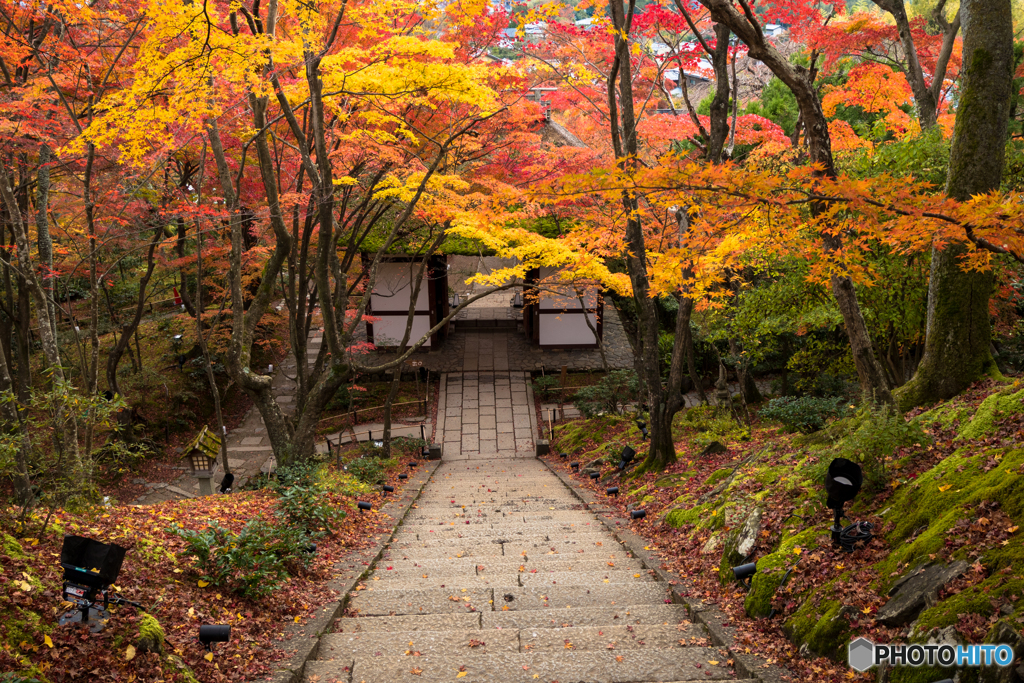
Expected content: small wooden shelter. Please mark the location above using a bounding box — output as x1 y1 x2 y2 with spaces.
364 255 451 350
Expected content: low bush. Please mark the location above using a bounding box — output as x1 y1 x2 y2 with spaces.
759 396 848 433
170 518 313 600
346 456 395 485
272 462 346 534
572 370 641 418
835 401 929 490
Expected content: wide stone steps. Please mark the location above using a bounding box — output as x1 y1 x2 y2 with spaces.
305 649 738 683
311 457 746 683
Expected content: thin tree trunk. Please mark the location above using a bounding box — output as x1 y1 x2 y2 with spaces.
896 0 1012 409
195 214 230 474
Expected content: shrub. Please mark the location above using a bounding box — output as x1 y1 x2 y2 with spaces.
759 396 848 433
346 456 394 485
532 375 560 400
272 463 346 534
836 401 928 490
572 370 641 418
170 519 312 600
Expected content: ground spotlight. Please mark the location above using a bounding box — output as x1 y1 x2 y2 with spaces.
824 458 870 551
630 509 646 520
219 473 234 495
304 543 317 555
399 473 408 480
733 562 757 589
589 471 600 480
607 486 619 497
618 445 636 472
636 421 648 440
571 463 580 471
357 501 372 512
383 485 395 493
560 452 568 459
198 624 231 651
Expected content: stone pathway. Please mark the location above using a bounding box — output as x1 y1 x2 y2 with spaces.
305 456 754 683
435 372 538 461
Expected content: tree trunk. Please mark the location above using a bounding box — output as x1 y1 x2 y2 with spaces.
700 0 894 405
707 24 732 163
107 224 162 395
895 0 1011 410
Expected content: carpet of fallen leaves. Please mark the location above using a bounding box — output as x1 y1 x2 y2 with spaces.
543 380 1019 683
0 455 422 682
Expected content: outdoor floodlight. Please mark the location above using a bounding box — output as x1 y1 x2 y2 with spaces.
512 291 524 308
824 458 863 549
589 471 600 480
198 624 231 651
357 501 372 512
304 543 317 555
571 463 580 471
383 485 395 493
59 535 143 632
399 473 408 480
630 509 647 520
607 486 619 497
219 473 234 495
560 452 568 459
733 562 757 589
636 421 648 440
618 445 636 471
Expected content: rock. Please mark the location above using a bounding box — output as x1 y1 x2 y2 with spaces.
136 614 165 654
700 441 728 457
877 561 969 627
736 507 763 558
701 533 723 555
978 620 1024 683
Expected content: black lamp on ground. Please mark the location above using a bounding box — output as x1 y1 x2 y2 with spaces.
607 486 619 497
824 458 868 551
383 485 395 493
559 452 568 459
398 473 408 480
219 473 234 494
732 562 757 589
630 509 646 520
357 501 372 512
618 445 636 471
199 624 231 651
571 463 580 472
589 471 600 480
636 421 648 440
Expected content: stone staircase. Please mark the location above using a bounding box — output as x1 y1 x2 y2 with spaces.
304 458 757 683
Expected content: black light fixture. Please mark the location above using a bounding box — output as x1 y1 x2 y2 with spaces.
630 509 647 520
824 458 864 549
383 485 395 493
607 486 619 497
589 471 600 480
571 463 580 471
733 562 757 589
219 473 234 495
304 542 317 555
398 473 408 480
357 501 372 512
636 421 648 440
58 535 143 631
512 291 524 308
198 624 231 651
618 445 636 471
452 293 461 307
559 452 568 459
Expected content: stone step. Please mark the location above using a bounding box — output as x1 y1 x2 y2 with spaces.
306 648 737 683
389 533 621 549
347 587 493 616
378 558 646 574
334 613 482 633
381 546 505 560
518 570 656 586
369 574 521 589
319 628 519 659
481 604 692 629
520 623 708 651
498 584 671 611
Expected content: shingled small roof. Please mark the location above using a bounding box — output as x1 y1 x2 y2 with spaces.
184 425 221 459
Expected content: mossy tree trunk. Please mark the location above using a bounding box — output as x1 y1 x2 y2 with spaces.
895 0 1012 410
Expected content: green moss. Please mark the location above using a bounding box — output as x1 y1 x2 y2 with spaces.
705 468 732 487
664 502 714 528
137 613 166 653
639 495 654 505
915 575 1024 632
653 471 695 488
743 528 824 618
554 415 628 454
889 665 955 683
916 400 971 431
958 386 1024 440
3 533 27 560
876 447 1024 586
783 592 851 660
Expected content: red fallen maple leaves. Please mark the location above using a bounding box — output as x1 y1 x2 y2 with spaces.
0 455 421 682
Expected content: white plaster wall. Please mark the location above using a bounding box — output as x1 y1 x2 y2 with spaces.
538 266 597 310
371 314 432 348
371 262 429 312
539 312 598 346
